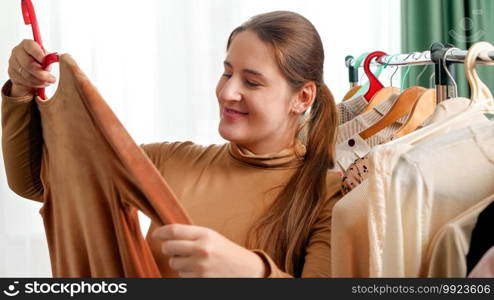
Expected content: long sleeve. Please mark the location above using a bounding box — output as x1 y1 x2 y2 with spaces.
1 80 44 202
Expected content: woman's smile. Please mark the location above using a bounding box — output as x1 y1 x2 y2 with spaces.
223 107 249 119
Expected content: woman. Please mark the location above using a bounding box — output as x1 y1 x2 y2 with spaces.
3 11 343 277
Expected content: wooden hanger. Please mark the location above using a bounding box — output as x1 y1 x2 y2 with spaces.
342 85 362 102
359 86 426 140
361 86 400 113
392 88 436 139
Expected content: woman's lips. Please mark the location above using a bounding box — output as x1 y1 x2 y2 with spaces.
223 107 249 118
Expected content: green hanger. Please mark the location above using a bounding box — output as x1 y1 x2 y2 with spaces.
400 66 412 92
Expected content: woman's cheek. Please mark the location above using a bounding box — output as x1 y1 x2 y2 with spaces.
249 112 271 136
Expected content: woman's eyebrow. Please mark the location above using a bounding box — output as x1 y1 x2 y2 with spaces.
224 61 266 79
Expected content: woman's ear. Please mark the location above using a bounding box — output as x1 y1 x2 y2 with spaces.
291 81 316 114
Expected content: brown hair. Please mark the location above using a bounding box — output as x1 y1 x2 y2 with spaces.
227 11 339 276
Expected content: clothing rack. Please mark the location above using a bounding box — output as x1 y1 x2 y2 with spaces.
345 42 494 102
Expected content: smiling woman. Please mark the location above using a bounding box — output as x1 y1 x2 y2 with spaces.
0 0 400 277
143 11 343 277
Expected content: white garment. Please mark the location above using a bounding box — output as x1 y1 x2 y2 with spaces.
423 98 473 126
334 135 372 173
425 194 494 277
331 179 370 277
331 97 492 277
372 118 494 277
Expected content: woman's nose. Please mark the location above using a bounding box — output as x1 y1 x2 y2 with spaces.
219 79 242 102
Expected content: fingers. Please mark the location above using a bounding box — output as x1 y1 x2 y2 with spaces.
15 49 55 82
153 224 208 242
8 40 56 91
153 225 219 277
160 240 197 257
21 39 46 64
168 256 198 273
9 58 48 88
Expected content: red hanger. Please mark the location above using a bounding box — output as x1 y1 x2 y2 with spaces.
363 51 387 102
21 0 59 100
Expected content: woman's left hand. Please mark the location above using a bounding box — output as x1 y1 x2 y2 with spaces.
152 224 266 278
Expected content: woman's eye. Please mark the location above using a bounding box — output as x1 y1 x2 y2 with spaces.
221 73 260 87
245 80 261 87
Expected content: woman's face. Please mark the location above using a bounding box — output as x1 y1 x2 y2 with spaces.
216 30 302 154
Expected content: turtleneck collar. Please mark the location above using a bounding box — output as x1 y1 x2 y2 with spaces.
228 140 306 169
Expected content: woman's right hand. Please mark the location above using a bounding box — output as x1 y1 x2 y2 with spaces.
7 39 57 97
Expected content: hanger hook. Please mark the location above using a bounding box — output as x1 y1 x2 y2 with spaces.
359 72 365 84
415 64 430 86
383 54 399 86
442 47 459 97
429 72 436 88
390 65 399 86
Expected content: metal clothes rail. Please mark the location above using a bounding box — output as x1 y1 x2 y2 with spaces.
345 43 494 101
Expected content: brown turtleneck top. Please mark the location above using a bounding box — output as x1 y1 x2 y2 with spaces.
1 54 341 278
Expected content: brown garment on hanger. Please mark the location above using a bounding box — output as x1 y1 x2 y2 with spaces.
2 55 342 278
2 54 191 277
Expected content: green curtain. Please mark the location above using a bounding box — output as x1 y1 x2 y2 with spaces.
401 0 494 97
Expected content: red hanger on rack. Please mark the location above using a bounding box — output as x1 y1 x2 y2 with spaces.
21 0 59 100
363 51 387 102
